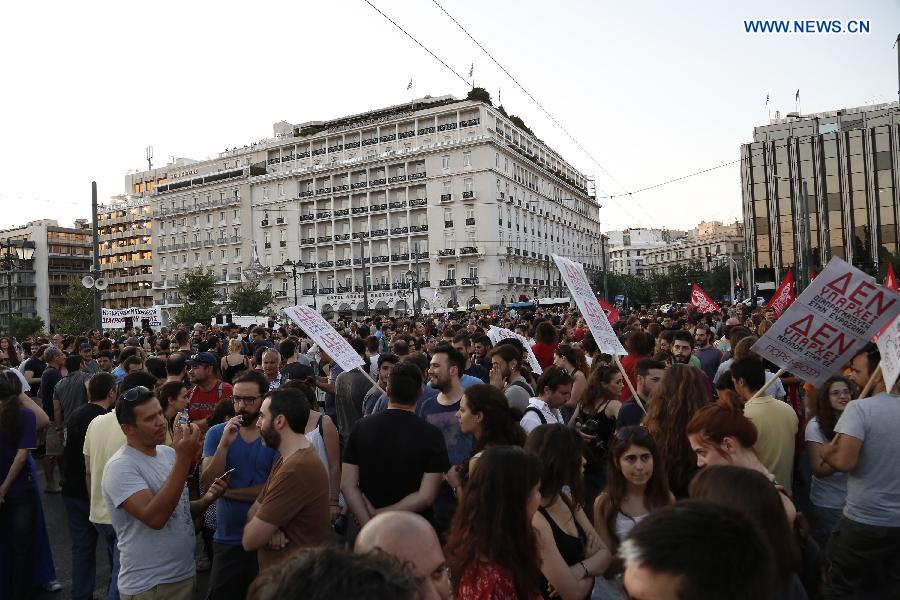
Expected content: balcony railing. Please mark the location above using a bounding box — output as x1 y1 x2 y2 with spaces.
334 233 351 241
261 219 270 227
418 126 436 135
437 122 458 131
302 288 316 295
370 203 387 212
345 141 360 149
459 246 479 255
279 240 287 247
337 285 351 293
351 206 368 214
303 262 316 269
327 145 344 153
312 148 327 156
297 151 310 158
315 212 332 220
445 221 454 228
333 184 349 192
370 178 386 186
216 238 228 246
408 172 426 181
379 134 396 143
370 229 388 237
298 190 314 198
301 237 315 245
276 217 285 224
409 198 427 207
462 191 475 200
508 276 515 284
352 232 368 239
461 277 479 285
334 208 350 216
413 251 429 259
318 261 334 268
317 235 332 243
418 280 430 288
371 256 389 264
351 181 367 190
274 290 287 298
264 242 271 249
460 118 481 127
389 201 406 210
336 258 351 266
439 278 456 286
388 175 406 184
319 287 334 294
300 214 315 221
315 187 331 195
391 227 409 235
438 249 455 257
372 283 391 291
440 194 452 202
362 138 378 146
390 253 410 261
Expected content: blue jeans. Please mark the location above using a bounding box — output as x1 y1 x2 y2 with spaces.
95 523 121 600
63 496 98 600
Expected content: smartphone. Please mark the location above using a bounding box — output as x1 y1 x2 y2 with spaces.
222 467 237 479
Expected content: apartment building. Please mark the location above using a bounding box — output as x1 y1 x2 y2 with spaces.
97 195 153 308
642 221 744 276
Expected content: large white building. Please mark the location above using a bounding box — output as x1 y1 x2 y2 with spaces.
128 94 603 320
605 228 684 276
643 221 745 276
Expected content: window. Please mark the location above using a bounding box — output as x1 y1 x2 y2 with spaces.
263 187 269 199
464 178 473 193
442 155 450 170
278 183 285 196
463 152 471 167
447 265 456 279
496 153 500 167
443 181 451 195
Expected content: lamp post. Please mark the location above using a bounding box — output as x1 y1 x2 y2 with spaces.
283 259 299 305
405 269 418 317
0 240 35 334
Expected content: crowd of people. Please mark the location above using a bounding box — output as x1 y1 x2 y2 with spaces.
0 300 897 599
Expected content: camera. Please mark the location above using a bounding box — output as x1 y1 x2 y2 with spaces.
332 513 348 535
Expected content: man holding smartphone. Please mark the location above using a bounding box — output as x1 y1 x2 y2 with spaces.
200 370 278 600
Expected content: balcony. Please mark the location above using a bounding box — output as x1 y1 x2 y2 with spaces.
438 249 455 257
379 134 396 143
351 206 368 214
315 211 332 220
264 242 271 249
153 280 166 289
274 290 287 298
418 280 430 288
445 221 454 228
440 194 452 203
370 229 388 237
392 281 408 290
410 224 428 233
318 261 334 268
334 208 350 216
508 276 515 284
334 233 351 241
439 278 456 286
459 246 479 256
302 288 316 295
390 227 409 235
333 184 349 192
337 285 351 293
389 201 407 210
276 217 285 225
230 235 241 243
353 257 370 265
388 175 406 184
437 122 458 131
327 145 344 153
372 283 391 291
413 251 429 259
315 187 331 195
398 130 415 140
301 237 315 245
460 117 481 127
216 238 228 246
279 240 287 247
371 256 389 264
465 217 476 226
408 172 426 181
336 258 351 266
261 219 270 227
409 198 427 207
312 148 327 156
298 190 314 198
317 235 333 243
418 126 436 135
352 232 369 239
345 141 360 149
303 262 316 269
462 191 475 200
370 178 386 186
297 151 310 158
300 213 315 221
461 277 478 285
351 181 367 190
362 138 378 146
203 240 214 248
370 203 387 212
390 253 410 261
319 287 334 294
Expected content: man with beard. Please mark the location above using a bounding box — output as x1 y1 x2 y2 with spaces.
102 387 228 599
201 370 278 600
186 352 233 429
692 324 723 384
670 331 702 369
242 387 331 572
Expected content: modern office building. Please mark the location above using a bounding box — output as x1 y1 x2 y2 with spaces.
129 94 603 320
0 219 92 329
97 195 154 309
642 221 745 276
741 101 900 291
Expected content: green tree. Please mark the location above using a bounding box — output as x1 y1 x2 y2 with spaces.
51 283 95 334
9 316 45 340
226 283 275 315
466 87 492 105
171 269 219 327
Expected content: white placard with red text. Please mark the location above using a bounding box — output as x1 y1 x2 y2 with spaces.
751 258 899 387
553 254 627 356
488 326 543 375
283 305 364 372
876 315 900 393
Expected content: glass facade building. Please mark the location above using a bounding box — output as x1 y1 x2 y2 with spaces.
741 102 899 291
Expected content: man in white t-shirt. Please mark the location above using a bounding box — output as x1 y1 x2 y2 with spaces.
520 368 574 434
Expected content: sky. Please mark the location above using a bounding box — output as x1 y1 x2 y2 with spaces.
1 0 897 233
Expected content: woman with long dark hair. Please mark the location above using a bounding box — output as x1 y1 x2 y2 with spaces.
553 344 588 420
642 363 710 498
690 466 807 600
526 425 611 600
805 375 855 546
0 338 19 369
446 446 543 600
593 426 673 593
0 371 39 599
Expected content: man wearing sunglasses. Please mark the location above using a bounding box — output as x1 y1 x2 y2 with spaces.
200 370 278 600
102 387 229 600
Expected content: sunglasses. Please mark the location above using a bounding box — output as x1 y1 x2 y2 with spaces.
120 385 153 404
614 425 651 442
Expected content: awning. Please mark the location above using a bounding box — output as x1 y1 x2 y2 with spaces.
507 301 536 309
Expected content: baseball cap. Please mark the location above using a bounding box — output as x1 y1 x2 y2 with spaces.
186 351 218 368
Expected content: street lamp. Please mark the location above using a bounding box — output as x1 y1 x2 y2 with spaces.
0 240 35 333
283 259 299 306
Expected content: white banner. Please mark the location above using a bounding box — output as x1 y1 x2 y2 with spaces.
102 306 162 329
751 258 899 386
487 326 543 375
282 305 364 372
876 315 900 393
553 254 627 356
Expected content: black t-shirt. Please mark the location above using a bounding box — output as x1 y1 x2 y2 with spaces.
39 367 63 413
22 357 45 397
61 403 107 499
464 362 490 384
343 409 450 520
615 397 646 431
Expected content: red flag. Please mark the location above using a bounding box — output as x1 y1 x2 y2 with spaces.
885 263 898 292
765 271 796 316
810 268 817 281
599 299 620 325
690 283 720 313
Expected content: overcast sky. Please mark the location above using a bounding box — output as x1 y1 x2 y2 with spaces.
1 0 896 232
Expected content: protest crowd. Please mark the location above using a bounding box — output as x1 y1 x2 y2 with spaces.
0 258 898 600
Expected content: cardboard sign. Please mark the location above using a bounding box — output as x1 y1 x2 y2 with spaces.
766 271 796 316
875 314 900 393
487 326 543 374
690 283 720 313
553 254 627 355
283 305 364 372
102 307 162 329
751 258 899 386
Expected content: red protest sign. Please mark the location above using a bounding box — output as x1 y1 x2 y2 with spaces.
690 283 720 313
766 271 796 316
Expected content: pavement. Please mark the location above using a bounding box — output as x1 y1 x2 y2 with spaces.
34 468 211 600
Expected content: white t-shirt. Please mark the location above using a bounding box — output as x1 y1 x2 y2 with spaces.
520 398 564 434
804 417 848 510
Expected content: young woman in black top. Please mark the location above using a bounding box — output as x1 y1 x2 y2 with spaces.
525 424 611 600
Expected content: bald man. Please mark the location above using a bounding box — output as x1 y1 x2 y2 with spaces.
355 511 450 600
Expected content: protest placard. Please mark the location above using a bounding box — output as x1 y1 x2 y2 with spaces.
488 326 543 374
283 305 364 372
875 314 900 393
101 306 162 329
553 254 626 355
751 258 899 387
690 283 720 313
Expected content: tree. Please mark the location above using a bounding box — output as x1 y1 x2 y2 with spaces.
226 283 275 316
466 87 492 105
9 316 44 340
51 284 95 334
171 269 219 327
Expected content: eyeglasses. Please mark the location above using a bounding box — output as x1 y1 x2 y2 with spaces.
120 386 153 403
232 395 260 405
614 425 651 442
